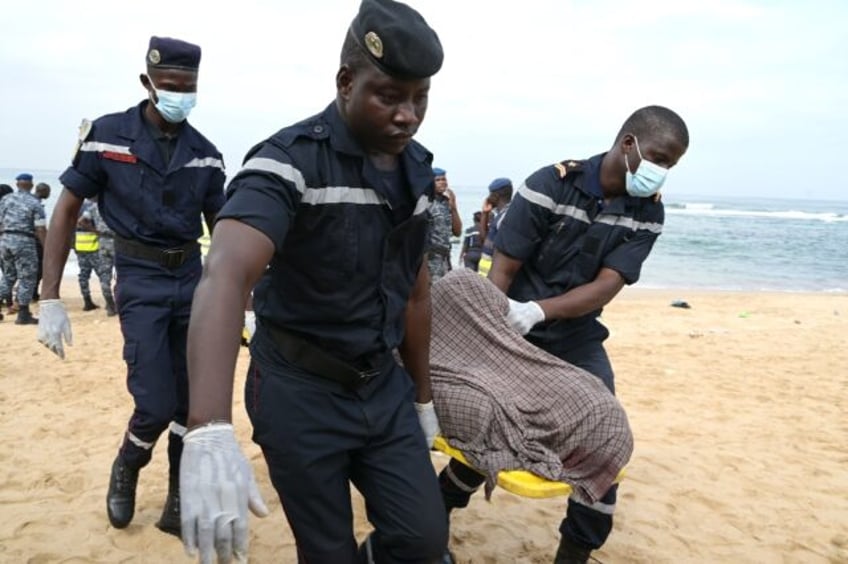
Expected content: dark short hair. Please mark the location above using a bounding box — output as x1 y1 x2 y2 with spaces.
0 184 12 198
616 105 689 148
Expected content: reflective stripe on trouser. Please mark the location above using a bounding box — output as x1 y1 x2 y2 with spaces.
244 336 448 564
115 253 200 469
439 458 485 511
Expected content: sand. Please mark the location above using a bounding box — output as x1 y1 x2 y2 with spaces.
0 283 846 563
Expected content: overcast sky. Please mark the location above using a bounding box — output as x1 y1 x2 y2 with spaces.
1 0 846 200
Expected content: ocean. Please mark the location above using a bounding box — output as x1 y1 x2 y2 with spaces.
3 168 846 293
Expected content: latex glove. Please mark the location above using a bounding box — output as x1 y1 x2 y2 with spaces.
415 401 441 448
181 423 269 564
37 299 73 359
506 299 545 335
243 311 256 340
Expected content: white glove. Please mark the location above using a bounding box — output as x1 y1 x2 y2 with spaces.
506 299 545 335
180 422 269 564
415 401 441 448
37 299 73 359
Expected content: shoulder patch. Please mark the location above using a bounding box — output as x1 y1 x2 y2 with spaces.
553 159 584 178
72 118 93 159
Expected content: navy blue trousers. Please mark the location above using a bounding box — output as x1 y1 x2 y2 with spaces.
551 339 618 551
114 254 201 473
246 331 448 564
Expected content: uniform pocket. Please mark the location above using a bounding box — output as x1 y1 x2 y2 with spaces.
122 341 138 367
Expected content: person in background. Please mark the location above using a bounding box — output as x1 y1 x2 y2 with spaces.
476 177 512 276
36 36 225 538
33 182 51 301
88 197 117 316
0 184 11 321
427 166 461 283
0 173 46 324
178 0 449 561
459 210 483 271
439 105 690 563
74 198 116 315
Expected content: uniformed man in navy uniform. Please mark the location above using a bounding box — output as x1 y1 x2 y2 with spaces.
438 106 689 563
179 1 448 562
37 36 225 538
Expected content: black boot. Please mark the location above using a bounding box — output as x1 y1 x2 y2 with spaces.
105 296 117 317
15 305 38 325
107 454 139 528
554 536 593 564
155 475 181 538
83 295 100 311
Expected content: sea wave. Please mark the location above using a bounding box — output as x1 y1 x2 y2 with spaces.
666 206 847 223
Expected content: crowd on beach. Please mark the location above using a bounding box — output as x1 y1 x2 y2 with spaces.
1 1 694 563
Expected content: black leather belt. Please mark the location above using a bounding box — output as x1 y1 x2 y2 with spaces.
267 325 385 390
114 236 200 269
1 230 35 238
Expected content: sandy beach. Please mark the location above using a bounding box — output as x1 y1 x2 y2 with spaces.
0 282 846 563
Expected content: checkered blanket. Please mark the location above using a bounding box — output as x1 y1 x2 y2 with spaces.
430 270 633 504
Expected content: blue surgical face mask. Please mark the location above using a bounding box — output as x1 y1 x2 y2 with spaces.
148 79 197 123
624 136 667 197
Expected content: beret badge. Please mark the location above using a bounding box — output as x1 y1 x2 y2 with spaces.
147 48 161 65
364 31 384 59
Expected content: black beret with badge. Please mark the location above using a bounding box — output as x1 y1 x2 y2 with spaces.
146 36 202 71
349 0 443 79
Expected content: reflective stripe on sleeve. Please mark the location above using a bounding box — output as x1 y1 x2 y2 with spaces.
596 214 663 234
79 141 132 154
240 157 307 194
301 186 385 206
517 183 591 224
184 157 225 171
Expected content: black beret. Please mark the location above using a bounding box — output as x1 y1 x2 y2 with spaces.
349 0 443 79
146 36 201 71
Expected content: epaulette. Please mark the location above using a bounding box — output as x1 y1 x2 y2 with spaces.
552 159 584 179
270 120 330 150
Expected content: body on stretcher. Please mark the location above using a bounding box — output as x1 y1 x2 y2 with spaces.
433 436 625 499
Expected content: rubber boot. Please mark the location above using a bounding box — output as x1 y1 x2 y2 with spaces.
155 474 181 538
105 296 117 317
156 431 183 537
15 305 38 325
83 295 100 311
553 536 593 564
106 454 139 529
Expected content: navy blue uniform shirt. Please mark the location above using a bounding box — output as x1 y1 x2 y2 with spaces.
219 102 434 362
496 153 663 345
60 101 226 247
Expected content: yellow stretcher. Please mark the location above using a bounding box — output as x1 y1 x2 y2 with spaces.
433 437 625 499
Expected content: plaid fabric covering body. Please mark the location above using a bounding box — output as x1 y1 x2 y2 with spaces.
430 270 633 503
